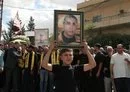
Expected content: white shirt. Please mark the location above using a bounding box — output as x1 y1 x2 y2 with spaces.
110 52 130 78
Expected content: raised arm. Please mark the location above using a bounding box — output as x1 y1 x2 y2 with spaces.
41 42 56 71
82 41 96 71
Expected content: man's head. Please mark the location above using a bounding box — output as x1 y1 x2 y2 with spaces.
107 46 113 52
59 48 73 65
94 43 101 52
14 42 20 49
107 46 113 55
28 45 35 52
21 44 27 50
116 44 124 54
0 43 3 50
63 15 78 38
9 42 15 48
38 46 43 52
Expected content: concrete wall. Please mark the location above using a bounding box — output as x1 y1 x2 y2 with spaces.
78 0 130 35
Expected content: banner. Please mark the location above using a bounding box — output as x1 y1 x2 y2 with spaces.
35 28 49 47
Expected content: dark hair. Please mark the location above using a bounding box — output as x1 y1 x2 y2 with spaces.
0 43 3 46
59 48 73 56
38 46 43 49
28 45 35 49
63 15 78 24
94 43 101 48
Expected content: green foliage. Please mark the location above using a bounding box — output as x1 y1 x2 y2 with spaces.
29 36 35 45
2 20 14 42
88 34 130 49
26 16 35 44
84 23 95 40
3 17 26 43
21 24 26 35
12 35 29 41
11 35 30 44
26 16 35 31
84 23 95 31
2 31 10 42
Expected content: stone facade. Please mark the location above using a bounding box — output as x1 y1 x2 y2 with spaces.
77 0 130 36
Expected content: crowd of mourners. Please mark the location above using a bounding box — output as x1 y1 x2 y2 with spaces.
0 41 130 92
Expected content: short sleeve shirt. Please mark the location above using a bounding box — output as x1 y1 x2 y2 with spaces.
110 52 130 78
92 51 105 76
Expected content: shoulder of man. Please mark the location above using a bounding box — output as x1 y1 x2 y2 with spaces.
112 53 118 57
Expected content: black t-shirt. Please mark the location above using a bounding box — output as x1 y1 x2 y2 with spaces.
52 65 83 92
78 54 91 79
104 55 111 77
92 51 105 77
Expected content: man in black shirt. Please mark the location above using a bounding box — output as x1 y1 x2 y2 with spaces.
42 41 96 92
77 48 92 92
4 42 22 92
91 43 105 92
104 46 113 92
22 45 38 92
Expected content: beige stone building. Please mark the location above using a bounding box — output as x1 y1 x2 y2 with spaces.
77 0 130 37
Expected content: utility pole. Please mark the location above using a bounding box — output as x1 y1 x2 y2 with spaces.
0 0 4 41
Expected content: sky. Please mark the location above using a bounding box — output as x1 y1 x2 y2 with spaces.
2 0 85 35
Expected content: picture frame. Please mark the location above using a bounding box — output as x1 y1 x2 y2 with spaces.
54 10 84 48
35 28 49 47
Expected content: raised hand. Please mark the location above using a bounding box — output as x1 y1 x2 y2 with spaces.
81 41 89 53
49 41 57 51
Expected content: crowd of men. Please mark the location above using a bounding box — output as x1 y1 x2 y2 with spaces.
0 41 130 92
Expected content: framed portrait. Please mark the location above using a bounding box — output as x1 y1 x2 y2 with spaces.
54 10 84 48
35 28 49 47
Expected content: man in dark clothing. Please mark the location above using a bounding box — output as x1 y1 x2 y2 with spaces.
38 46 49 92
91 43 105 92
104 46 113 92
4 42 21 92
77 49 92 92
22 45 38 92
41 41 96 92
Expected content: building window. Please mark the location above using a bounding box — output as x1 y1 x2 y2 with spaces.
119 9 125 14
92 15 102 23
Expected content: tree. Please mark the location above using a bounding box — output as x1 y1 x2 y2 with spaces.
21 24 26 35
88 34 130 49
2 30 10 42
26 16 35 31
84 22 95 41
2 20 14 42
26 16 35 44
2 19 26 43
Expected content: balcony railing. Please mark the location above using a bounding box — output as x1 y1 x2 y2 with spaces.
86 12 130 29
